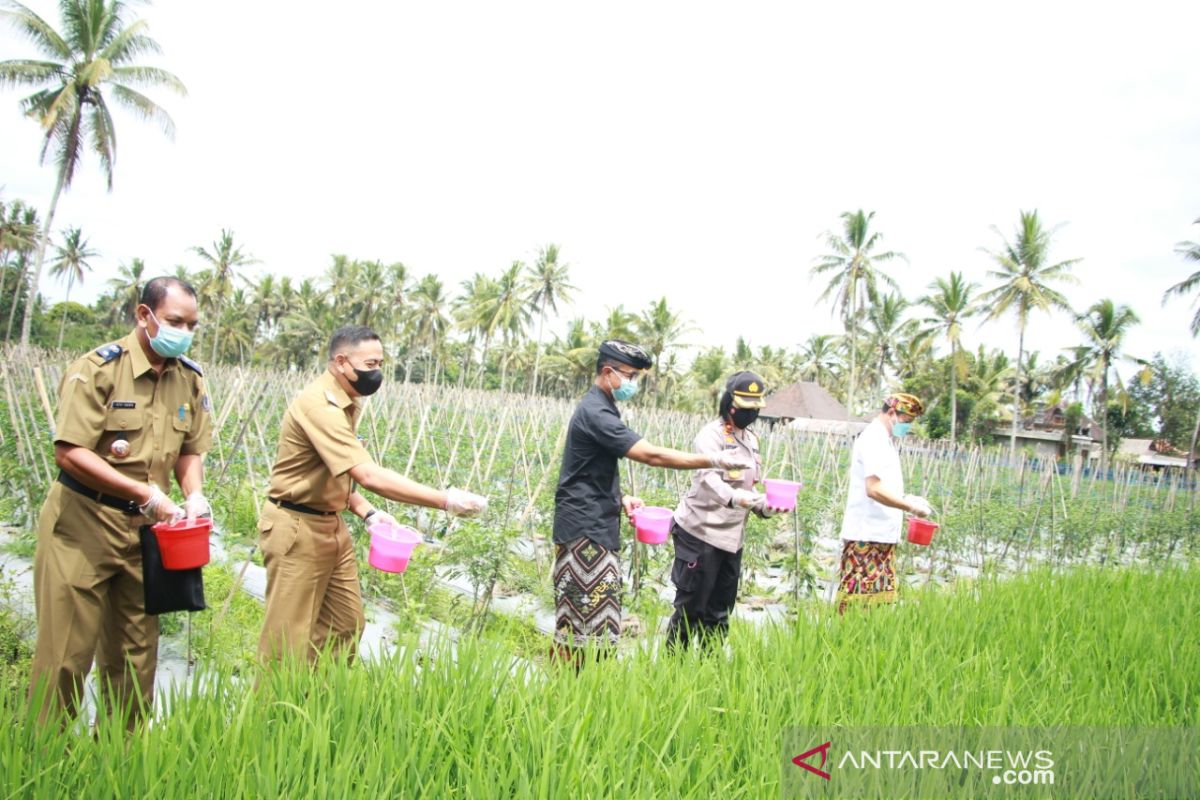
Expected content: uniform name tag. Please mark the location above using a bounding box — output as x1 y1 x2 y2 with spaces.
111 401 137 409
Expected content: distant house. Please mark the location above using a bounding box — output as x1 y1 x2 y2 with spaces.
988 403 1099 461
1117 438 1197 471
760 381 867 435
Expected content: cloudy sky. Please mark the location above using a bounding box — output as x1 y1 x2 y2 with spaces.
3 1 1198 378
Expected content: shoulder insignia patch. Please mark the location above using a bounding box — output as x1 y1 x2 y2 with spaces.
178 355 204 376
92 343 123 363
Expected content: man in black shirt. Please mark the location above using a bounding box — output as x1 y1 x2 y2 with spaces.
552 340 753 664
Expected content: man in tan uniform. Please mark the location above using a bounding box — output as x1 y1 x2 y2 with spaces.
258 324 486 665
30 276 212 728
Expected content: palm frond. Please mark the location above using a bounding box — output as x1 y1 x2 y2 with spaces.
0 3 71 59
109 82 176 138
0 58 65 86
89 92 117 188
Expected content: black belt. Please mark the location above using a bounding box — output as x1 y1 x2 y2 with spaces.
268 497 338 516
57 471 139 515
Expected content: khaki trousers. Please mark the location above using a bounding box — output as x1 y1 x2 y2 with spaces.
256 502 365 664
30 484 159 729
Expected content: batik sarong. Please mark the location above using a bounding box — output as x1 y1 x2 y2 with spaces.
553 536 622 647
836 540 897 614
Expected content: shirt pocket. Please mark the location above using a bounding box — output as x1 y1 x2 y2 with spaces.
172 404 193 434
104 406 145 433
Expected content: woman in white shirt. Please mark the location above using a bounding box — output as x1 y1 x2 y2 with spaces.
837 392 932 614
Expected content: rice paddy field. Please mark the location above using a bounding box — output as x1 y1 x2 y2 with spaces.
0 354 1198 797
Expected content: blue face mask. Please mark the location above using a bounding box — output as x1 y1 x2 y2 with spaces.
147 310 195 358
892 421 912 438
611 373 639 402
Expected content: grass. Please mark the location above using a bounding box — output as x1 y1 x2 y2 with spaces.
0 566 1195 798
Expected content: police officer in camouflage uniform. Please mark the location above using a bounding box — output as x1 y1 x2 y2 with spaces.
29 277 212 728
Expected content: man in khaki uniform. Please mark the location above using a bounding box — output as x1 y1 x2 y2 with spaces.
258 324 486 664
31 277 212 728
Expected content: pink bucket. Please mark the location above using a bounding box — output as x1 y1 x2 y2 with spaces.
762 478 802 511
631 506 673 545
368 521 423 573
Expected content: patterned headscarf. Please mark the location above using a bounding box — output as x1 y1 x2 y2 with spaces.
884 392 925 417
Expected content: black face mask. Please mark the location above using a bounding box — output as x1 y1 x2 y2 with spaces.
347 365 383 396
731 408 759 429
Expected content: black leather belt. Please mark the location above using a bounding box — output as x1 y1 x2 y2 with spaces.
268 497 337 516
57 471 139 515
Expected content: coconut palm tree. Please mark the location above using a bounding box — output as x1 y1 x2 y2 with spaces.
48 224 96 348
811 209 904 416
636 297 696 404
526 244 576 396
354 259 387 328
797 333 843 388
409 274 451 382
1 0 186 348
383 262 410 362
192 228 257 363
488 262 531 390
275 278 328 369
862 292 916 398
0 196 38 266
961 346 1015 442
543 317 597 396
323 254 357 318
104 256 143 325
0 198 39 340
1163 218 1200 337
595 305 638 342
918 271 980 446
981 210 1080 461
1164 219 1200 478
452 272 498 383
1070 299 1140 471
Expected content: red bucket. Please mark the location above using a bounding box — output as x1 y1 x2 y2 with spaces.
152 518 213 569
907 517 939 546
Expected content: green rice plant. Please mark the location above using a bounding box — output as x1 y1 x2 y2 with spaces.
0 566 1194 798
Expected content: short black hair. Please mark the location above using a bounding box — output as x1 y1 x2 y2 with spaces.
140 276 197 311
596 358 630 376
328 325 381 359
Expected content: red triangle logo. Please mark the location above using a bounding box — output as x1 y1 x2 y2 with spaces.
792 741 832 780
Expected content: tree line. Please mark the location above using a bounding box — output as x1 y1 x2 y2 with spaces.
2 0 1199 467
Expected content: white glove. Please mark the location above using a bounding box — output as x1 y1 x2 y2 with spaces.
708 451 754 471
754 495 778 518
903 494 932 518
730 488 761 510
183 491 212 523
139 484 183 524
445 488 488 518
364 509 398 528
